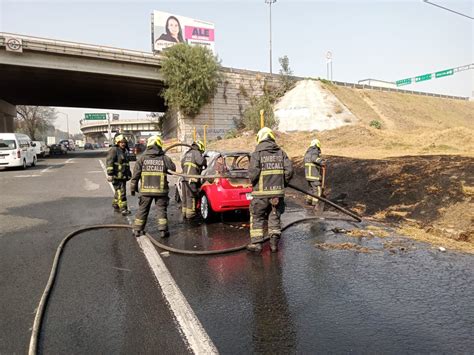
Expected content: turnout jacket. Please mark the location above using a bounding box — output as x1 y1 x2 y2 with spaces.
130 146 176 196
180 144 207 182
106 146 131 180
249 140 293 198
304 146 324 182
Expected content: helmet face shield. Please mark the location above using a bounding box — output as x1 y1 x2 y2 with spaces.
115 134 126 144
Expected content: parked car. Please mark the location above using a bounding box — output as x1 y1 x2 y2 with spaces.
58 139 76 151
32 141 49 158
0 133 37 169
177 151 253 221
84 143 94 150
103 141 110 148
49 143 68 155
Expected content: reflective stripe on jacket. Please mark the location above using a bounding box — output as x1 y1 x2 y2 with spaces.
106 146 131 180
130 147 176 196
180 146 206 183
249 140 293 198
304 146 323 181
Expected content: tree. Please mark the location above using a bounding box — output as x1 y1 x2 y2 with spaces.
16 106 56 140
278 55 296 93
160 44 221 118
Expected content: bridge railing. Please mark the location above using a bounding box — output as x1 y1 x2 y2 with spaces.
0 32 162 65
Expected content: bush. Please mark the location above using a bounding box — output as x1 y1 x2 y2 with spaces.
160 44 221 118
369 120 382 129
243 95 278 132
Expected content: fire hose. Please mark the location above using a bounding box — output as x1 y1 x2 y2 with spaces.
28 142 361 354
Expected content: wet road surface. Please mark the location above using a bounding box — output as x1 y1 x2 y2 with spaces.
1 150 473 353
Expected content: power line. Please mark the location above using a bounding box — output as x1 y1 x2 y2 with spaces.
422 0 473 20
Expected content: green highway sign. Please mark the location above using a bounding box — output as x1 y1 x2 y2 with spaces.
84 113 107 120
396 78 412 87
435 68 454 78
415 73 432 83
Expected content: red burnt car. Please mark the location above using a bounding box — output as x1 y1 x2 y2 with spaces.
177 151 253 221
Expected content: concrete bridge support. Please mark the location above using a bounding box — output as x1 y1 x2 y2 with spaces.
0 100 16 133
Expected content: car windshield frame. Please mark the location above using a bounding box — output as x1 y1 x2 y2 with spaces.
0 139 17 150
202 151 251 177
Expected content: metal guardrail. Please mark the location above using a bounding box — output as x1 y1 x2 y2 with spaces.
80 118 159 127
0 32 162 66
330 80 469 101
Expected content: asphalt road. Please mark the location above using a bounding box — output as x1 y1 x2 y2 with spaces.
1 150 473 354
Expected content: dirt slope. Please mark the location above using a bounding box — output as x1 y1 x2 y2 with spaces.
208 85 474 252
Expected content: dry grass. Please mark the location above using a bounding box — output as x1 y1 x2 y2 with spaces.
398 225 474 254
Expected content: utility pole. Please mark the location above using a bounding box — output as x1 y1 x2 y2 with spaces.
265 0 277 75
58 112 69 139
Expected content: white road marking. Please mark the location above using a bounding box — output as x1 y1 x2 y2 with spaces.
14 175 41 178
41 166 53 173
137 236 218 354
88 170 103 173
97 159 217 354
65 158 76 164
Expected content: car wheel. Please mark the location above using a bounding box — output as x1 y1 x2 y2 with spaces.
32 156 37 167
200 194 216 222
22 159 27 170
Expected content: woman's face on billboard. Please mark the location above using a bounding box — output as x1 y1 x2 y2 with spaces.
168 18 180 36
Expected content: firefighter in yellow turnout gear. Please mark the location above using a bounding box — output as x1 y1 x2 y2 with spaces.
304 138 325 211
180 140 207 219
247 127 293 253
106 134 132 216
131 136 176 238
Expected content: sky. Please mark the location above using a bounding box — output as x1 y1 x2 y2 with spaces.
1 0 473 134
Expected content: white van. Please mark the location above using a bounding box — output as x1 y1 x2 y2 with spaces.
0 133 37 169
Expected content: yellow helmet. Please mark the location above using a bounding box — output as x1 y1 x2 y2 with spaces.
114 134 126 144
256 127 275 143
310 138 321 149
194 140 205 152
147 135 163 149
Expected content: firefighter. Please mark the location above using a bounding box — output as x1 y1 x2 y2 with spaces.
106 134 131 216
247 127 293 253
180 140 207 219
304 138 325 211
130 135 176 238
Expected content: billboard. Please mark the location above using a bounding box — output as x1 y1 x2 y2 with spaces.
152 10 215 54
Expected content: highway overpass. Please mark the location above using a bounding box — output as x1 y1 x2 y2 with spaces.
0 32 167 132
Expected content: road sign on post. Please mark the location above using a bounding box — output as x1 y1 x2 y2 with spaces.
415 73 432 83
396 78 412 87
84 113 107 120
435 68 454 78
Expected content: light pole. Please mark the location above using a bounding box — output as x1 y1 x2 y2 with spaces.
58 112 69 139
265 0 277 75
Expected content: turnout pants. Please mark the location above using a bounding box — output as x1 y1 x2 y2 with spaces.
182 181 199 219
306 181 322 206
249 197 285 244
112 179 128 210
133 195 169 232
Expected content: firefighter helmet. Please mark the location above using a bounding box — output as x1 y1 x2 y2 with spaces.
310 138 321 149
147 135 163 149
194 140 205 152
256 127 275 143
114 134 127 144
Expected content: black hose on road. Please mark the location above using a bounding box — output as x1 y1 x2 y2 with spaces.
28 216 322 354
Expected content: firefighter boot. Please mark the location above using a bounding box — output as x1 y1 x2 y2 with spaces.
269 235 280 253
246 242 262 253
